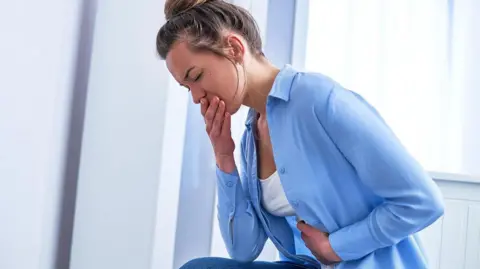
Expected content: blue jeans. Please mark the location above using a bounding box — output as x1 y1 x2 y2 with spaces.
179 257 310 269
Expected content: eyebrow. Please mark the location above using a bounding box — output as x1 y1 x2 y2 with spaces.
183 66 195 81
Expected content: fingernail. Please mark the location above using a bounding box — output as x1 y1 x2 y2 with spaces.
200 99 205 104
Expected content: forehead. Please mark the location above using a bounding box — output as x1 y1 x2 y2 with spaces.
165 41 196 81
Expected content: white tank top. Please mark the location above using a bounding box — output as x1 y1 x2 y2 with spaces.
259 171 296 216
260 172 334 269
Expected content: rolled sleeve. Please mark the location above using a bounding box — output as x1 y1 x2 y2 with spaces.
315 85 444 261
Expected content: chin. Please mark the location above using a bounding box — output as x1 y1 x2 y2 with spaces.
227 104 242 116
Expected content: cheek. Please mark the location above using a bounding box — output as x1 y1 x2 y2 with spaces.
205 71 237 99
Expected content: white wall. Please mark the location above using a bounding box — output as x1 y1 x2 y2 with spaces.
0 1 82 269
69 0 174 268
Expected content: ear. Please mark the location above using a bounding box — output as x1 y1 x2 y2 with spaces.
224 34 245 64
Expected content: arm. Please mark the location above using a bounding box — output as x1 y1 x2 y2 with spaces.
216 134 268 262
314 85 444 261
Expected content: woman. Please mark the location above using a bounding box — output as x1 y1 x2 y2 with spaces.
156 0 444 268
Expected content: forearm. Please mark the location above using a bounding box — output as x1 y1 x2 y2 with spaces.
216 155 236 174
216 167 267 262
317 85 445 261
329 187 444 261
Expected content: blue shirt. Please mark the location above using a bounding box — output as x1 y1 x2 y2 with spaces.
215 65 444 268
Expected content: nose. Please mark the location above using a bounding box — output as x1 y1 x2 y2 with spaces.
190 86 205 104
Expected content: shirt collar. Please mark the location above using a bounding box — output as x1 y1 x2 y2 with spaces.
245 64 297 127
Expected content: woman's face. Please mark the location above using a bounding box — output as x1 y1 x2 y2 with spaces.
165 40 246 115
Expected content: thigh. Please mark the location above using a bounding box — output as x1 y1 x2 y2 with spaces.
179 257 309 269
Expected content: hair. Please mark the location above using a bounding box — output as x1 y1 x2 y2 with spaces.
156 0 264 60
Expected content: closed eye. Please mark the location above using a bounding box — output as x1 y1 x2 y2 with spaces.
194 72 203 82
179 84 190 92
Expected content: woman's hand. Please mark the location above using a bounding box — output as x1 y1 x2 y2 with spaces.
297 221 342 265
201 96 236 173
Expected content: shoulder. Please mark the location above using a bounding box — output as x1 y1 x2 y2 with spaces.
289 70 369 125
290 70 337 99
287 70 337 118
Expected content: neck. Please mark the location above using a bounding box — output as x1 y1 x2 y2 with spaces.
242 58 280 115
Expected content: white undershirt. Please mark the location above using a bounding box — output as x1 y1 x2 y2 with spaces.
260 172 334 269
259 171 296 217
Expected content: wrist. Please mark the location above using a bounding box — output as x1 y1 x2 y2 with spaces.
324 238 341 262
216 154 236 174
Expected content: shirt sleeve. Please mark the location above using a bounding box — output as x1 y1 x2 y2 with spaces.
215 132 268 262
314 84 444 261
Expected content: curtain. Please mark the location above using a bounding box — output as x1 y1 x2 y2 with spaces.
305 0 479 176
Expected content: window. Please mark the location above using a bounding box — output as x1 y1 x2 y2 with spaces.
302 0 480 175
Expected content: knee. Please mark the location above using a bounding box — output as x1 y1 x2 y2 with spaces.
179 257 227 269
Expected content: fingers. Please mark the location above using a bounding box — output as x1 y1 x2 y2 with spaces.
297 221 316 236
221 112 231 137
202 97 230 138
301 231 308 243
210 100 225 138
200 98 208 117
205 97 219 133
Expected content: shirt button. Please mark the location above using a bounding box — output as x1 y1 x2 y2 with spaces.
291 200 299 208
279 167 286 174
226 181 233 187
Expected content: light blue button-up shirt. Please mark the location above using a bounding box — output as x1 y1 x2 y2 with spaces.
216 65 444 268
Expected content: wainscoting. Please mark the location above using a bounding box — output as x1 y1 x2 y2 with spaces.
210 173 480 268
419 173 480 269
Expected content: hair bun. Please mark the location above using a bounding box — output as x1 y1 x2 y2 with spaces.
164 0 219 20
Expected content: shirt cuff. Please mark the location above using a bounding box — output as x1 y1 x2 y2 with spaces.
328 218 383 261
216 166 241 214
